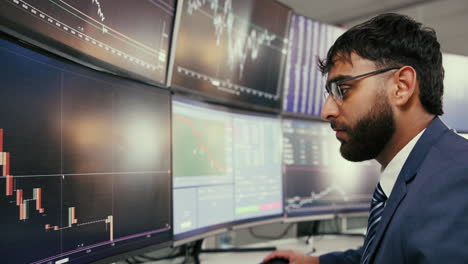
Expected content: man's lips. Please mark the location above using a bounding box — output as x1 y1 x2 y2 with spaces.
330 121 349 139
331 124 348 139
331 125 346 133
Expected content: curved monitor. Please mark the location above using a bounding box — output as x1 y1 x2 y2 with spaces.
0 0 175 85
168 0 291 112
282 118 379 218
0 36 172 264
172 97 283 244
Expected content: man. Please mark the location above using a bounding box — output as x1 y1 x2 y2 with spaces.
263 13 468 264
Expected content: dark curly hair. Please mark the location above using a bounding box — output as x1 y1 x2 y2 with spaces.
319 13 444 115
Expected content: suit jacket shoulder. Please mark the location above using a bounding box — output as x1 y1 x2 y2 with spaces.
373 118 468 264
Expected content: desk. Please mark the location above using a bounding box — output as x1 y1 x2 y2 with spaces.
200 235 363 264
118 235 364 264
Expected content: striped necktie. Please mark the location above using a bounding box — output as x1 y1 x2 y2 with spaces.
361 183 387 264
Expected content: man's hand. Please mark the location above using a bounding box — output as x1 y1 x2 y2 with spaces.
262 250 319 264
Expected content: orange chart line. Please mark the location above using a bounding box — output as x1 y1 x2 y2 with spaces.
174 115 226 171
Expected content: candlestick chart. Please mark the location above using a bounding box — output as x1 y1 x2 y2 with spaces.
0 37 172 264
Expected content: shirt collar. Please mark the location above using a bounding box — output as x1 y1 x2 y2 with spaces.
380 129 426 197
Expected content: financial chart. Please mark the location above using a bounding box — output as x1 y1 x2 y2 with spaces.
169 0 291 110
173 114 230 177
282 119 379 216
172 99 283 239
0 38 172 264
0 0 175 84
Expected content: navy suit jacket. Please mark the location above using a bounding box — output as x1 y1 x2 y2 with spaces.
320 117 468 264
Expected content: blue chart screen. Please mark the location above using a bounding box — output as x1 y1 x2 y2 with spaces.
282 119 379 216
170 0 290 110
282 14 344 117
172 99 283 239
0 0 175 84
0 38 172 264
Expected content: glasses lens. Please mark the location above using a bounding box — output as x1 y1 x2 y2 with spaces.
323 90 329 101
330 83 343 104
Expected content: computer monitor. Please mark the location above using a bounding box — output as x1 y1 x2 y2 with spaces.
282 118 379 218
0 36 172 264
172 97 283 244
0 0 175 85
168 0 291 112
282 14 345 118
442 53 468 133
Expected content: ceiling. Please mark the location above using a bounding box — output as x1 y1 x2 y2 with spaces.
276 0 468 56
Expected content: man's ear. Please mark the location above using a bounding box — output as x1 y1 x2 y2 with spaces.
391 66 418 107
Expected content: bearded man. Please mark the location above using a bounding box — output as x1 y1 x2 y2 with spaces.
264 13 468 264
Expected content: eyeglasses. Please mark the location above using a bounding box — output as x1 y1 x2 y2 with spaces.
324 66 400 105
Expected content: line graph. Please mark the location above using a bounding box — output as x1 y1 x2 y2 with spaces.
50 0 155 54
1 0 175 83
173 115 230 176
282 119 380 215
171 0 290 109
286 184 350 210
91 0 105 22
186 0 279 79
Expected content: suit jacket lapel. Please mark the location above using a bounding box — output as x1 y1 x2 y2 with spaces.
364 117 450 263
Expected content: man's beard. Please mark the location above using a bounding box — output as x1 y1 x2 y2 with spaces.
332 96 395 162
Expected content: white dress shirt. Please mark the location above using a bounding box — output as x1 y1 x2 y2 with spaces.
379 129 425 198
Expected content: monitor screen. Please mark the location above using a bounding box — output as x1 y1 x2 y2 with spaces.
0 36 172 264
442 53 468 132
169 0 291 111
282 118 379 217
282 14 345 117
0 0 175 85
173 98 283 241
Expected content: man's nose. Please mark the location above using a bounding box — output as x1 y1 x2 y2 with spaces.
321 96 339 121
